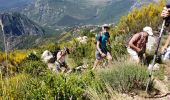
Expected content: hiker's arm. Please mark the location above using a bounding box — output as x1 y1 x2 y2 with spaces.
57 52 62 61
162 34 170 52
96 41 104 54
161 7 170 18
128 34 141 52
108 38 111 46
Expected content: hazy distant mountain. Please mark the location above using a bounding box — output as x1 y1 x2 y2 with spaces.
22 0 133 28
0 0 159 28
0 12 44 36
0 0 160 50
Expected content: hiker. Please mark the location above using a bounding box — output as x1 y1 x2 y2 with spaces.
127 26 153 63
161 6 170 20
55 47 71 73
161 6 170 54
93 24 112 70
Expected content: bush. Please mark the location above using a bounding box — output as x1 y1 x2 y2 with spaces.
69 41 95 67
111 1 164 36
0 74 52 99
41 70 100 100
97 61 149 93
18 60 48 77
110 41 127 60
0 71 102 100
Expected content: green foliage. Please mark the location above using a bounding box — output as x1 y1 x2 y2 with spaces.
69 40 95 67
0 74 52 99
98 61 149 93
0 70 101 100
111 1 165 37
110 41 127 59
18 61 48 77
42 71 94 99
0 1 166 99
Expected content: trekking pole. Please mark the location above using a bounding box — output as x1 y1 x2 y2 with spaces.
145 20 166 92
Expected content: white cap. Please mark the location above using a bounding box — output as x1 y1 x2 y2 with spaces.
102 24 109 28
143 26 153 36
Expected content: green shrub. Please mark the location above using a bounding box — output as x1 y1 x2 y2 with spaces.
42 71 97 99
0 74 52 100
0 71 101 100
69 42 95 67
111 1 164 36
110 41 127 60
18 60 48 77
97 61 149 93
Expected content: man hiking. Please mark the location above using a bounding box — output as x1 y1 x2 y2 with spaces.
127 26 153 63
93 24 112 70
161 6 170 53
55 47 71 73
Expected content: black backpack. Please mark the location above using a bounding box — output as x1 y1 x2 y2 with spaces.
52 48 61 60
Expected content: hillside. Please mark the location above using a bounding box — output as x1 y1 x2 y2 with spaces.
1 1 170 100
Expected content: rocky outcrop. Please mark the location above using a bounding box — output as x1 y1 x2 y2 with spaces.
0 12 45 50
0 12 44 36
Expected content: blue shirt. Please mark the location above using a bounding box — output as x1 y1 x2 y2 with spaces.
96 32 110 53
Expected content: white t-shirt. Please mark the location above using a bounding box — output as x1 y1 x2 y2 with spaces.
57 51 65 63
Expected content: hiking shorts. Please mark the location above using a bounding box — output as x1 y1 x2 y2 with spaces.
96 50 109 60
127 48 140 61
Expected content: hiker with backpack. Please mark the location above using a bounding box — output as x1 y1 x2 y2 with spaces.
55 47 71 73
127 26 153 63
93 24 112 70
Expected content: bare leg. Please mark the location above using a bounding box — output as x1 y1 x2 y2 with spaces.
131 55 140 64
93 59 100 70
107 52 113 66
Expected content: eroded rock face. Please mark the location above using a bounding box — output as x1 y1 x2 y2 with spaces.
0 12 45 50
0 12 44 36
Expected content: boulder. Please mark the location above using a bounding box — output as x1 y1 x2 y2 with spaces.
146 36 156 52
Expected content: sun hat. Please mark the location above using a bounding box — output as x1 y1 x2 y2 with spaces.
102 24 109 28
143 26 153 36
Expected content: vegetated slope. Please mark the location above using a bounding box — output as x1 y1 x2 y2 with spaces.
0 1 169 99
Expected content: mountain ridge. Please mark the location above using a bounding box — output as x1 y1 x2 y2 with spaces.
0 0 160 28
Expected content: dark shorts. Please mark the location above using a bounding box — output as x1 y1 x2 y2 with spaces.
96 50 108 60
56 61 70 71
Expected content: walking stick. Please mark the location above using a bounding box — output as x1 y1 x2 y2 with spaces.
145 20 166 92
